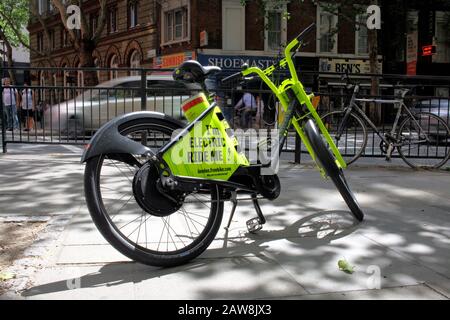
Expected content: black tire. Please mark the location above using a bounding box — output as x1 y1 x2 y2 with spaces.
304 119 364 222
397 112 450 169
84 118 224 267
321 110 368 165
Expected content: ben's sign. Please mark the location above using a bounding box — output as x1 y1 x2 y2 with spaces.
319 58 383 74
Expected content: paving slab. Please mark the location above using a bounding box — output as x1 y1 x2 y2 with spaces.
22 256 308 300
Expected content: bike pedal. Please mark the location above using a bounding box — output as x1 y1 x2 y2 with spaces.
246 217 263 234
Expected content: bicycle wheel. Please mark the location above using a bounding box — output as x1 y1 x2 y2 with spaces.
397 112 450 169
84 118 224 267
321 110 368 165
304 119 364 222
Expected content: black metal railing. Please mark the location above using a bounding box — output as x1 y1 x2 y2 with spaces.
1 66 449 165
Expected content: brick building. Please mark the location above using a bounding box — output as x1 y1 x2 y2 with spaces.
28 1 450 94
28 0 158 96
156 0 381 81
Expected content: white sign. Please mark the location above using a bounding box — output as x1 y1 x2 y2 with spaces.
319 58 383 74
200 30 208 47
147 49 156 59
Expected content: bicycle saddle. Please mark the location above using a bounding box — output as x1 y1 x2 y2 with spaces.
173 60 221 83
396 88 410 98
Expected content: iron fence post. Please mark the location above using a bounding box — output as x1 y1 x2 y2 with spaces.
141 69 147 111
294 131 301 164
0 77 6 153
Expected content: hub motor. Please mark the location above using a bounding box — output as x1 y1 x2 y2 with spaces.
133 162 184 217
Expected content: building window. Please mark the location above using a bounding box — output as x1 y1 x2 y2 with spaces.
129 50 141 76
222 0 245 51
61 28 70 48
110 55 119 79
109 7 118 33
49 29 56 50
317 5 338 53
90 14 98 37
37 0 47 15
37 32 44 52
265 8 287 51
434 11 450 63
268 12 281 50
128 1 138 28
355 13 369 55
163 7 188 43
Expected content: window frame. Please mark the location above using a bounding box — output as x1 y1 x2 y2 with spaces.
109 55 119 80
37 32 44 52
316 4 338 54
264 6 287 52
162 5 190 45
355 7 369 56
129 50 141 76
108 6 118 34
128 1 139 29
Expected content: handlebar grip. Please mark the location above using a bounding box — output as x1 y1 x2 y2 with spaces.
221 72 242 85
295 23 316 42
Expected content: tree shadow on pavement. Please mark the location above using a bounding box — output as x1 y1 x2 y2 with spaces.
21 210 360 298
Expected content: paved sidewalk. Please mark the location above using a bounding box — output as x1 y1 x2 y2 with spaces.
1 144 449 299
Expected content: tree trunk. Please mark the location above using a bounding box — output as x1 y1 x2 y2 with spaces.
79 39 99 86
5 42 16 85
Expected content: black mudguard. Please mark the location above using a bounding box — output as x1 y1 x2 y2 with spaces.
81 111 184 163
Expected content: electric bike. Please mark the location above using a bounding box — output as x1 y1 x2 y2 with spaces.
82 24 364 267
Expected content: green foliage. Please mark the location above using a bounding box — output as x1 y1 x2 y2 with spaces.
0 0 30 47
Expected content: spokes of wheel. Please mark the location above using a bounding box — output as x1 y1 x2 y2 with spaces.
98 156 218 254
321 111 367 165
398 112 450 169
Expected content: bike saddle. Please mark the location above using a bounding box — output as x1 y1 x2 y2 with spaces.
173 60 221 83
396 88 410 98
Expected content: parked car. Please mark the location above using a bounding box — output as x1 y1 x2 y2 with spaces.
411 98 450 139
412 98 450 125
44 75 201 136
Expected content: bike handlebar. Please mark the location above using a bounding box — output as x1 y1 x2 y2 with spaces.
220 72 242 85
220 24 316 88
295 23 316 43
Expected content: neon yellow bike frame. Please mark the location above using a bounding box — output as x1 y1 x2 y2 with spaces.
241 37 347 173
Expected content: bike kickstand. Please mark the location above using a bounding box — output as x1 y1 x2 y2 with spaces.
225 191 238 230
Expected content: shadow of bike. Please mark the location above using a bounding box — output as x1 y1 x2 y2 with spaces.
22 210 359 298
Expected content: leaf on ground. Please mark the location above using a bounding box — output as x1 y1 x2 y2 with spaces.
338 259 355 274
0 272 16 281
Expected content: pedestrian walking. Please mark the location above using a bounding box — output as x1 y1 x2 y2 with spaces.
234 91 257 129
2 77 20 131
20 82 36 131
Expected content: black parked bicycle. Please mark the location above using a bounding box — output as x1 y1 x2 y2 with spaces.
321 74 450 169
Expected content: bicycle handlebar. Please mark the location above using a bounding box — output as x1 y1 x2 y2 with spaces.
219 23 316 93
295 23 316 43
220 72 242 85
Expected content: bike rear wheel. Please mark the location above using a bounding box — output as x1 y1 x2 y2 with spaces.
84 118 224 267
321 110 368 165
304 119 364 222
397 112 450 169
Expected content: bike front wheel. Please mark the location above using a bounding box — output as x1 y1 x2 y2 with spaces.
321 111 368 165
304 119 364 222
397 112 450 169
